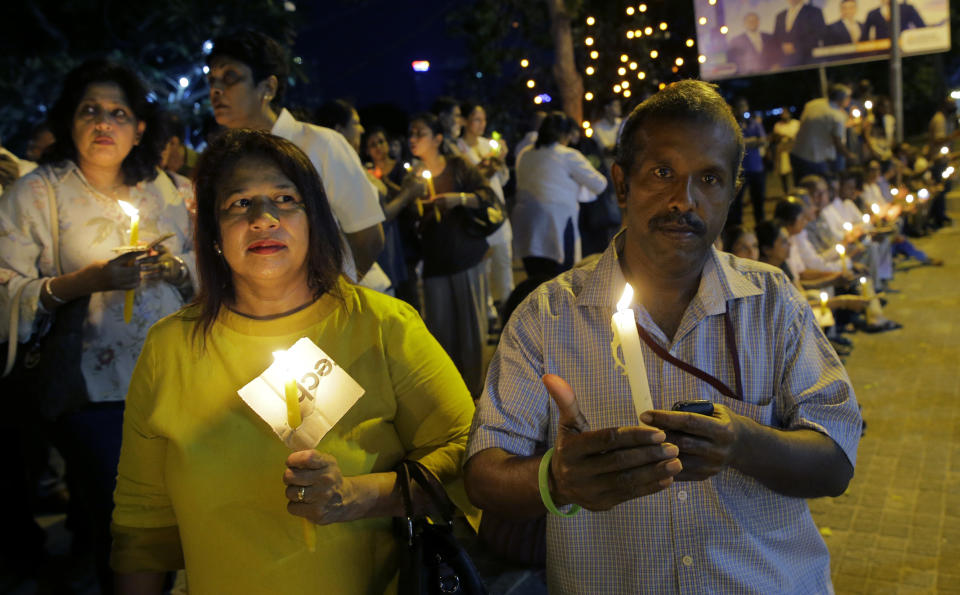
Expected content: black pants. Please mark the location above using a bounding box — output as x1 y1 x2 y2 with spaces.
729 169 767 226
522 218 575 278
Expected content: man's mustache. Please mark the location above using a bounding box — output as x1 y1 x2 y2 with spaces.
648 211 707 235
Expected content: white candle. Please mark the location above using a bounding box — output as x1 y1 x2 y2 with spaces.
118 200 140 324
819 291 829 317
610 283 653 419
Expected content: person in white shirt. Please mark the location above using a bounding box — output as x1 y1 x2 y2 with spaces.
513 112 607 277
205 31 384 282
514 111 546 160
591 97 622 164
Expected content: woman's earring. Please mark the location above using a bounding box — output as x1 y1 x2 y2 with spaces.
214 244 223 255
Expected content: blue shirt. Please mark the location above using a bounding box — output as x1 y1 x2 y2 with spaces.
467 237 861 594
742 118 767 173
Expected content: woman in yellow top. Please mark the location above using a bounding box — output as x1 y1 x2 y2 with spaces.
111 130 476 594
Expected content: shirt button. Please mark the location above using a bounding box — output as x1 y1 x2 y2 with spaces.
677 490 688 502
682 555 694 567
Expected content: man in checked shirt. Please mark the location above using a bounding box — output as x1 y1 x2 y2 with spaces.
464 80 861 594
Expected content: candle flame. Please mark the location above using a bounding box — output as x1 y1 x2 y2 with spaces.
403 162 411 171
835 244 845 256
870 203 880 215
617 283 634 312
819 292 828 304
842 222 853 231
851 108 861 118
941 146 949 155
273 350 293 371
421 170 432 180
859 276 867 285
862 214 870 224
489 139 499 150
117 200 139 219
890 187 899 196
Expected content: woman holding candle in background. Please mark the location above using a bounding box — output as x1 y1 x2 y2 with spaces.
112 130 476 594
459 102 515 329
407 112 503 397
0 59 193 592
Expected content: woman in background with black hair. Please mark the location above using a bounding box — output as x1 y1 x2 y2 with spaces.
407 112 501 397
513 110 607 277
0 58 194 592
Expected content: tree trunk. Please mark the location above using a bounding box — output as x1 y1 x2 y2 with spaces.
546 0 583 122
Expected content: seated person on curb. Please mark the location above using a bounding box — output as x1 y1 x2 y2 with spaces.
464 80 862 594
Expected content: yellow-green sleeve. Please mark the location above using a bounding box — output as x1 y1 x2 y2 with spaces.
111 328 183 572
385 303 475 484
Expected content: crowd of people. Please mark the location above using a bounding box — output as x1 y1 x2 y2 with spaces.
0 25 953 595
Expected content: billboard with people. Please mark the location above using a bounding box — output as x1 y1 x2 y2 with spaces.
694 0 951 80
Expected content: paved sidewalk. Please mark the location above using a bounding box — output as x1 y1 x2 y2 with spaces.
809 219 960 594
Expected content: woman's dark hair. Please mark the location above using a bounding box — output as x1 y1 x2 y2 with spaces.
755 218 784 258
42 59 162 185
720 225 748 253
315 99 355 131
773 196 806 226
409 112 450 155
207 31 289 107
191 129 344 340
360 125 388 161
535 111 573 148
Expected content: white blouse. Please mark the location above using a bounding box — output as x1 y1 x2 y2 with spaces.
0 161 194 402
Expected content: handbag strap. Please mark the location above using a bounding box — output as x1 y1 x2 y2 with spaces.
397 460 457 535
3 172 61 378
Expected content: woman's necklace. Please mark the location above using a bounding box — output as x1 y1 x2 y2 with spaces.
226 297 318 321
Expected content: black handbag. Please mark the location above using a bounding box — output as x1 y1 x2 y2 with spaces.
395 460 487 595
1 171 89 420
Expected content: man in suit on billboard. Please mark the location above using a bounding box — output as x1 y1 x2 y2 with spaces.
773 0 827 67
728 12 777 74
864 0 925 40
825 0 865 45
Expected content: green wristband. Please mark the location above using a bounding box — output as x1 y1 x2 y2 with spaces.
538 447 581 517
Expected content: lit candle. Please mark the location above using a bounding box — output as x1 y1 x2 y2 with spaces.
941 146 949 155
862 213 871 225
273 350 316 553
610 283 653 420
851 108 861 119
835 244 847 271
870 203 881 215
488 138 500 157
118 200 140 324
819 291 829 317
842 222 853 232
905 195 915 204
421 171 440 222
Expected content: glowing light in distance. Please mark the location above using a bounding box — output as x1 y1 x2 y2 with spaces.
626 6 635 15
585 92 594 101
918 188 929 199
659 22 668 30
535 93 552 103
637 71 646 80
951 90 960 99
627 31 635 39
534 96 543 104
618 67 627 75
585 128 594 138
639 3 647 12
582 121 591 129
650 50 659 58
659 82 666 90
586 66 595 75
698 55 707 63
526 79 535 88
891 187 899 195
621 81 630 89
709 0 717 4
862 213 870 224
629 62 638 70
941 146 949 155
412 60 430 72
621 54 629 62
699 17 707 25
864 100 874 109
644 27 653 35
843 222 853 232
178 77 189 88
586 16 595 25
585 37 595 46
686 38 695 47
520 59 529 68
675 57 684 66
870 203 880 214
613 84 622 93
720 26 729 34
906 195 915 203
202 40 214 54
590 50 599 59
623 90 632 98
851 108 861 118
202 65 210 74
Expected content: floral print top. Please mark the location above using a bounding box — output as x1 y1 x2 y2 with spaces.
0 161 194 402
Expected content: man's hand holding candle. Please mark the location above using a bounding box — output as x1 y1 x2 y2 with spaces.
540 374 682 512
